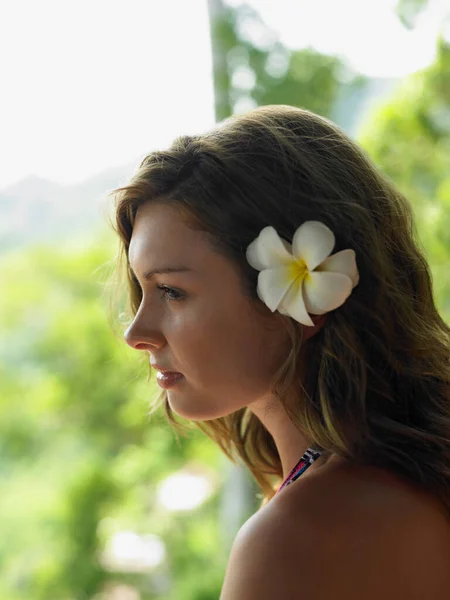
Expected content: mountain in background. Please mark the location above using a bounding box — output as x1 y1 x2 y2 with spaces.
0 76 399 255
0 162 138 254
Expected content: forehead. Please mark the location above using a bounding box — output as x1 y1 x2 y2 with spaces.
128 202 211 267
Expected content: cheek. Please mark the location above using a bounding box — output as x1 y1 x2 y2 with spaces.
164 290 290 391
185 300 289 385
242 319 290 379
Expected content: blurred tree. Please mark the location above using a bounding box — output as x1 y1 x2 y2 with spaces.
207 0 233 122
207 0 366 122
395 0 430 29
358 35 450 320
0 239 225 600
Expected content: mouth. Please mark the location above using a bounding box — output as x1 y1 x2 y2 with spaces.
151 363 182 376
155 371 185 389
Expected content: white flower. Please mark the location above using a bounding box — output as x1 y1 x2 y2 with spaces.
246 221 359 326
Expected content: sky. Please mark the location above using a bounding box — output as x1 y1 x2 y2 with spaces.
0 0 446 190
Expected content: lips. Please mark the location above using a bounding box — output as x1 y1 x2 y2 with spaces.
150 363 182 375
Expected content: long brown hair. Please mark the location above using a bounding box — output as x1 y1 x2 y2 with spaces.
107 105 450 512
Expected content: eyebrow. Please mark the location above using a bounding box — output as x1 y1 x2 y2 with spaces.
129 264 194 282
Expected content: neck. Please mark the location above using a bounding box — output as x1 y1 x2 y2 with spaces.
248 395 315 481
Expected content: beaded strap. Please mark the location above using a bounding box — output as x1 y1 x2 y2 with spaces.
276 447 323 494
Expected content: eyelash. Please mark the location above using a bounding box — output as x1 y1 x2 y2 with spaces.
156 285 184 302
132 274 184 302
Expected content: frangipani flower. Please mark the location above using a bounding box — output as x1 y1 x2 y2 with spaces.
246 221 359 326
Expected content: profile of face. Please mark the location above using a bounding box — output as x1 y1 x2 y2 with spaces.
124 201 298 421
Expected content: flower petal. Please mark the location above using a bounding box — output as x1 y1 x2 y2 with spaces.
292 221 335 271
246 226 293 271
316 249 359 288
303 271 353 315
256 265 294 312
278 277 314 326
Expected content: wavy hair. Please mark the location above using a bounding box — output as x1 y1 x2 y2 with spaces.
107 105 450 513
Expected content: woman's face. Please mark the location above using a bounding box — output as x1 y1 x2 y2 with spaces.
123 201 292 421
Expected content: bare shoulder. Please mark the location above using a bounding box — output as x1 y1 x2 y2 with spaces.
220 463 450 600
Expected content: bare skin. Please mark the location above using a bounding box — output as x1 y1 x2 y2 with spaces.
220 458 450 599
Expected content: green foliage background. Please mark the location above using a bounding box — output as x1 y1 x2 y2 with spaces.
1 1 449 598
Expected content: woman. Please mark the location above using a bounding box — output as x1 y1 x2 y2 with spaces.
110 105 450 598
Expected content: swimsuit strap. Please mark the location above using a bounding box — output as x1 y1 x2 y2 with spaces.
276 447 323 494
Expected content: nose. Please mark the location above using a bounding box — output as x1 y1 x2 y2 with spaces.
123 310 165 351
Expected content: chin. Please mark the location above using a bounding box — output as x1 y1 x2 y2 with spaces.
167 393 238 422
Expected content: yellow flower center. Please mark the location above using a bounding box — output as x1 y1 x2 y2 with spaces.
289 259 309 282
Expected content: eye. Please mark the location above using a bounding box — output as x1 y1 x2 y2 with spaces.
157 285 185 301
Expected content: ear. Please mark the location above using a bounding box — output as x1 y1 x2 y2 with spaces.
302 313 327 341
